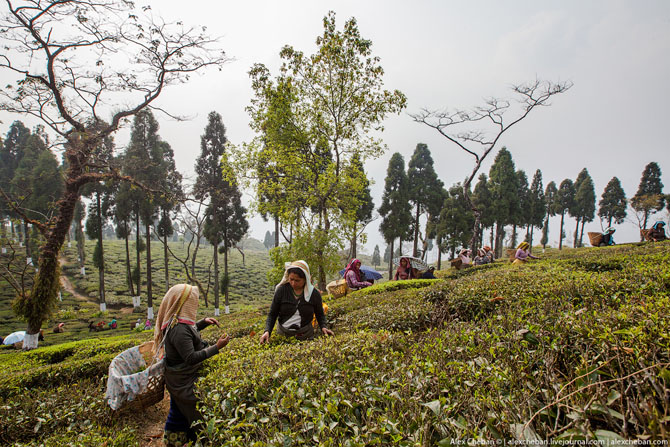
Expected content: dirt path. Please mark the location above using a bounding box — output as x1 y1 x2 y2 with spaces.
137 393 170 446
58 257 91 302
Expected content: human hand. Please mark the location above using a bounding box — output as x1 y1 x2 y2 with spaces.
322 328 334 337
215 333 231 350
259 331 270 344
204 317 220 327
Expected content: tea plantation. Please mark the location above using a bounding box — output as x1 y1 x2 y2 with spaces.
1 242 669 445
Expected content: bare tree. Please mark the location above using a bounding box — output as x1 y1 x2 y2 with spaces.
412 79 572 251
0 0 227 349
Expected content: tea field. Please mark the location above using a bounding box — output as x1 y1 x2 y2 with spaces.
0 242 669 445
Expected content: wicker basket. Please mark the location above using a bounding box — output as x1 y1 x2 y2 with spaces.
587 232 603 246
113 341 165 413
640 229 653 241
326 279 349 299
506 248 516 262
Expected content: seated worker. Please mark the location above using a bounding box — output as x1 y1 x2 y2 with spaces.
421 267 437 279
343 258 372 290
513 241 539 264
52 322 65 333
600 227 616 246
649 221 667 242
260 260 334 343
458 249 472 268
473 248 493 265
394 257 412 280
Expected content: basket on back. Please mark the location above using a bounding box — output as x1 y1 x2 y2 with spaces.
326 278 349 299
106 340 165 413
640 229 653 241
588 232 603 246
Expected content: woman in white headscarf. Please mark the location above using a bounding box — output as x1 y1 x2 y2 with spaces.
259 260 334 343
154 284 230 446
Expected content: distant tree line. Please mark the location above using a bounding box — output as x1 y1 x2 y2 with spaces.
377 143 667 272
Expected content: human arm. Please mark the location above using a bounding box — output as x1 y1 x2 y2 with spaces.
345 270 371 288
195 318 220 331
260 289 283 344
168 324 220 366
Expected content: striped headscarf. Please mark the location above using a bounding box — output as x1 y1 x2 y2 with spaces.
153 284 199 355
517 242 530 250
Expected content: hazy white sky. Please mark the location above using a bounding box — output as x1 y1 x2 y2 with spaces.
2 0 669 257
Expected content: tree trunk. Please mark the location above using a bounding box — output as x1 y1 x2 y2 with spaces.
213 242 219 316
146 221 153 319
436 236 442 270
163 213 170 292
124 221 135 297
511 224 517 249
351 223 358 259
494 222 502 258
559 213 565 250
96 193 106 311
388 239 394 280
274 215 279 248
579 220 586 247
76 216 85 276
135 212 142 297
224 245 229 314
608 216 612 228
413 204 420 257
573 218 580 248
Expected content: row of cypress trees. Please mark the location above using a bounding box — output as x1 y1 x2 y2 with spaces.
376 143 666 269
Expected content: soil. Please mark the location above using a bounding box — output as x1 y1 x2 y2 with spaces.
136 392 170 446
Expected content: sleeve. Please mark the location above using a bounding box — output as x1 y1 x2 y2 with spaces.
515 249 526 260
170 325 219 366
311 290 328 330
195 319 210 332
265 288 283 334
346 270 371 288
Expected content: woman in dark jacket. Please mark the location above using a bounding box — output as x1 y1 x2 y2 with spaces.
260 260 334 343
154 284 230 446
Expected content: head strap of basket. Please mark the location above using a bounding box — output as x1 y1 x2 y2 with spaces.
153 284 197 356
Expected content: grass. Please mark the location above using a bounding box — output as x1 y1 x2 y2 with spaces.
0 241 668 444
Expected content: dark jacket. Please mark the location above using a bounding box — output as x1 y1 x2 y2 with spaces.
265 283 327 334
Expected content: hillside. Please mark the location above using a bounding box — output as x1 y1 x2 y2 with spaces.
1 242 669 445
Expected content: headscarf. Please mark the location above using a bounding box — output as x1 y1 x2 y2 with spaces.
153 284 199 354
517 242 530 251
396 257 411 276
477 248 486 258
604 227 616 234
275 260 314 302
344 258 363 281
652 221 666 230
482 246 492 253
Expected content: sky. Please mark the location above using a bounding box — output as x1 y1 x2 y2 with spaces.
2 0 670 260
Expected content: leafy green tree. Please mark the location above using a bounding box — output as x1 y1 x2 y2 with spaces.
155 141 183 292
371 245 381 268
436 184 474 260
344 153 374 259
123 109 166 319
472 174 494 250
196 112 248 314
573 169 596 247
263 231 275 250
379 153 413 279
80 123 115 311
631 162 665 230
511 169 529 248
0 121 30 234
238 12 406 289
488 148 519 257
407 143 444 257
554 179 575 250
527 169 546 250
541 181 557 249
598 177 627 228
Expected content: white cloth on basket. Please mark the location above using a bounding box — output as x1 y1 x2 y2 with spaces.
105 345 165 410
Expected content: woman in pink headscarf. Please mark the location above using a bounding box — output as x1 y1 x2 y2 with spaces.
394 257 412 280
344 258 372 290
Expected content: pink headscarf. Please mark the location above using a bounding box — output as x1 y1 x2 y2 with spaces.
344 258 363 281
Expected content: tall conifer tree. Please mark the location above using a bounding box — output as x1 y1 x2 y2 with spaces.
631 162 664 230
554 179 575 250
598 177 627 228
